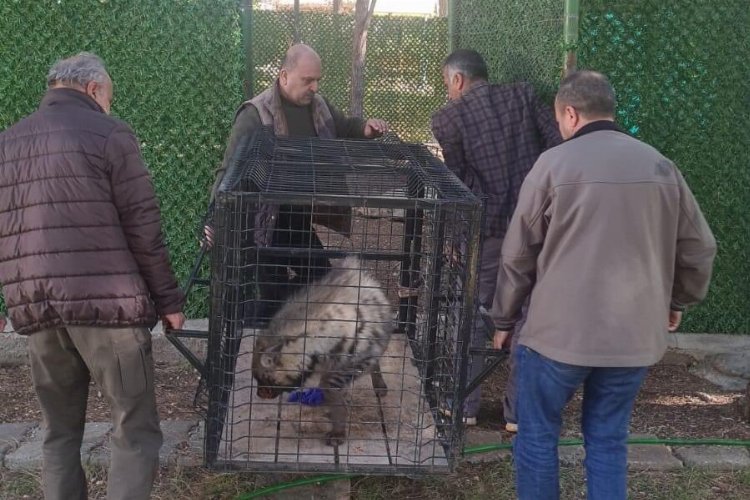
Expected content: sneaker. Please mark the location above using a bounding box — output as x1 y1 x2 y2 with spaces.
505 422 518 433
438 406 478 426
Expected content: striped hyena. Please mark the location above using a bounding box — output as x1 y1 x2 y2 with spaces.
252 256 394 445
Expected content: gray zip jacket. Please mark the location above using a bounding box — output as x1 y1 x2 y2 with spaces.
490 122 716 367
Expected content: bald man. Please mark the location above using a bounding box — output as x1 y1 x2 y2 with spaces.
210 44 389 323
212 44 388 195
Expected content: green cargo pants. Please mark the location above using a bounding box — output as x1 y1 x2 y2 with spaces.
28 326 162 500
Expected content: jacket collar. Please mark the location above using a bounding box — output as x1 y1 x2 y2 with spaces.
39 87 105 114
570 119 623 140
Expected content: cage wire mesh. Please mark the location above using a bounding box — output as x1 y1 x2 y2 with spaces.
205 127 482 473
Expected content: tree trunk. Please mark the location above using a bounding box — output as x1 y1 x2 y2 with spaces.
333 0 342 14
350 0 376 118
293 0 301 43
438 0 448 17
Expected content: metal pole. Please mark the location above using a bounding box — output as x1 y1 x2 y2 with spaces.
448 0 458 52
293 0 301 43
242 0 254 98
563 0 580 76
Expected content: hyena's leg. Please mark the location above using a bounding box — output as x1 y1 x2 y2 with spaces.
320 369 353 446
370 360 388 398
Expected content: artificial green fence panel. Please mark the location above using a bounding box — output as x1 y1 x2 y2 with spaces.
453 0 565 102
0 0 245 317
578 1 750 333
251 10 448 142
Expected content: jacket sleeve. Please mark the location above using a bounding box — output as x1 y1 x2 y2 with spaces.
488 167 551 330
211 104 262 202
106 124 184 316
528 85 563 150
671 168 717 310
326 99 367 139
431 107 467 179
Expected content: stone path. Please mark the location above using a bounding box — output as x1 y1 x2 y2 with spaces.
0 420 203 471
3 421 748 472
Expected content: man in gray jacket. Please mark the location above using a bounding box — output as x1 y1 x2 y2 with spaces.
490 71 716 500
0 53 184 500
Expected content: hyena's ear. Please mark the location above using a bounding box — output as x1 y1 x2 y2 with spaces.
259 353 276 369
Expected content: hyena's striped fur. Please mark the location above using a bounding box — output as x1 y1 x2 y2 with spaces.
252 256 393 445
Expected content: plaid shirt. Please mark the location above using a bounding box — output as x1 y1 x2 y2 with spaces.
431 82 562 238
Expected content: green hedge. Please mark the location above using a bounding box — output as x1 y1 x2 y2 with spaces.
578 1 750 333
455 0 748 333
0 0 245 317
454 0 565 102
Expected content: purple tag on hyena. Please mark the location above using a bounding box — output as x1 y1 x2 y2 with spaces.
288 388 325 406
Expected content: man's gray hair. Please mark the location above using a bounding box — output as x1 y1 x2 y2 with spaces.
47 52 109 88
443 49 489 82
556 70 616 118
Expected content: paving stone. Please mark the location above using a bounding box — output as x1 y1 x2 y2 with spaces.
627 435 683 471
673 446 750 470
463 429 512 464
558 444 585 467
159 420 199 466
174 420 204 468
80 422 111 463
87 440 111 468
0 422 37 463
4 425 44 470
710 352 750 379
88 420 200 468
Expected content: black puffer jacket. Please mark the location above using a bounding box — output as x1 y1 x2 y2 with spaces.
0 88 183 334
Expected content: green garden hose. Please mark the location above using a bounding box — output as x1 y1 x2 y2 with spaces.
235 437 750 499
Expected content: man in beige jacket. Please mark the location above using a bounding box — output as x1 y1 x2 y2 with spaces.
489 71 716 500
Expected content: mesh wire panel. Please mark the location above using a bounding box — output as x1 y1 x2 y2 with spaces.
251 7 448 142
0 0 245 317
206 127 482 473
578 0 750 333
454 0 749 332
454 0 564 101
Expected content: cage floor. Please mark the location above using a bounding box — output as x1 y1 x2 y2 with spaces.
218 333 449 470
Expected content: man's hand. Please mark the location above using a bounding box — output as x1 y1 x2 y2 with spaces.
668 310 683 332
162 312 186 332
363 118 389 138
493 330 511 350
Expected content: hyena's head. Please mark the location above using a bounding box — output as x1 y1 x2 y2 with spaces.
251 334 306 399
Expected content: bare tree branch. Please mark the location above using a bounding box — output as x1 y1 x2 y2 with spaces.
350 0 377 118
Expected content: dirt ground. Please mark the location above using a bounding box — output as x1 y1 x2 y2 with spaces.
476 350 750 440
1 349 748 442
0 360 201 424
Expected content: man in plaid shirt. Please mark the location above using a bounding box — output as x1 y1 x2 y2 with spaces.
431 49 561 428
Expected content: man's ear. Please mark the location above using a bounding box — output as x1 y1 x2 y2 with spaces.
279 68 288 85
84 80 98 99
452 72 464 92
565 105 580 128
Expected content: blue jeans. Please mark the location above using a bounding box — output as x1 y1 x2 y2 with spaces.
513 346 648 500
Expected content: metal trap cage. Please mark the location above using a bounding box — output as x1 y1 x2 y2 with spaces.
203 126 482 474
